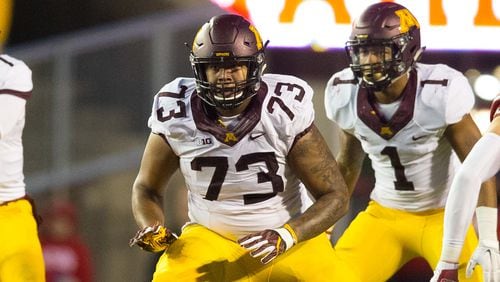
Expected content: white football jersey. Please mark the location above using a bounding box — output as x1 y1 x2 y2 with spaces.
149 73 315 240
0 54 33 201
325 63 475 212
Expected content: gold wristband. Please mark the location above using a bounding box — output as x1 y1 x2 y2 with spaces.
283 223 298 244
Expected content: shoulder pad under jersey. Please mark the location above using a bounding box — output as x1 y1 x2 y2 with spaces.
416 63 474 125
148 77 196 134
261 73 315 137
0 54 33 96
324 68 358 130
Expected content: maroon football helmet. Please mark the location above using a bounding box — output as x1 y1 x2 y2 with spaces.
190 14 266 109
346 2 424 90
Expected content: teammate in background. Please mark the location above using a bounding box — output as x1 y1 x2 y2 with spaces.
130 14 357 281
324 2 496 281
432 96 500 282
0 54 45 281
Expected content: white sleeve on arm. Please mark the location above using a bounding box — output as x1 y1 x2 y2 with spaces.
440 133 500 262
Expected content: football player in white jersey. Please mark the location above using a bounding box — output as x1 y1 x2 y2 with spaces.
130 14 358 281
433 96 500 282
0 54 46 281
324 2 497 282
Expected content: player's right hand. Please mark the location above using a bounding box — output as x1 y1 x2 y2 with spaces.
129 223 178 253
238 226 296 264
466 240 500 282
430 261 458 282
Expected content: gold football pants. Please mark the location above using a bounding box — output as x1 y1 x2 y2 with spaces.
334 200 482 282
152 223 360 281
0 198 45 282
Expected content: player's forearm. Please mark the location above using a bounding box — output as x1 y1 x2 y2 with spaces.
338 162 362 196
285 125 350 241
288 189 349 242
336 132 365 196
132 183 166 228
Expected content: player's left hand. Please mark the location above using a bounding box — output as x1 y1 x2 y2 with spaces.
238 227 295 264
430 261 458 282
466 240 500 282
129 223 178 253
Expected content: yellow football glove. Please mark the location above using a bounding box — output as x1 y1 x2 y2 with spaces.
129 224 177 253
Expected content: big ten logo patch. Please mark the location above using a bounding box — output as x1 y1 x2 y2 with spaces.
196 137 213 146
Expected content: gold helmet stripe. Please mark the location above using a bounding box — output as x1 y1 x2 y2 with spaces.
249 24 263 50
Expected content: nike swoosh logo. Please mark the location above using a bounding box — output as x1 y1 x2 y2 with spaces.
249 132 266 140
412 135 427 141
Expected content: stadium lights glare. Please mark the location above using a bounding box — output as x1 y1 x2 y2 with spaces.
210 0 500 51
474 74 500 101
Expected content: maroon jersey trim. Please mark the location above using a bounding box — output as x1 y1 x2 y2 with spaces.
290 123 314 151
357 70 417 140
0 89 32 100
191 83 267 146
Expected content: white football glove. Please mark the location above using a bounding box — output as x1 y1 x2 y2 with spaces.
430 261 458 282
238 227 296 264
466 240 500 282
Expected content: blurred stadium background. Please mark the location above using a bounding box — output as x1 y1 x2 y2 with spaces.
3 0 499 281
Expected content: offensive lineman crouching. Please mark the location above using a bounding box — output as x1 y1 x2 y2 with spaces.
130 14 359 281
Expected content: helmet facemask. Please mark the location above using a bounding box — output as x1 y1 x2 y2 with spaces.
191 52 264 110
346 33 415 91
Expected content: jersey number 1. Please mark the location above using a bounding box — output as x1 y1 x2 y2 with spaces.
381 146 415 191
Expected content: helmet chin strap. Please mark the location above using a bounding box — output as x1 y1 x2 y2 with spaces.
389 70 410 86
259 63 267 76
365 45 425 92
384 46 425 90
413 47 426 63
362 74 390 91
363 68 410 92
363 44 425 92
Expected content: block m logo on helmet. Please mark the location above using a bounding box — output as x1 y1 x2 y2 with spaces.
395 8 420 33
